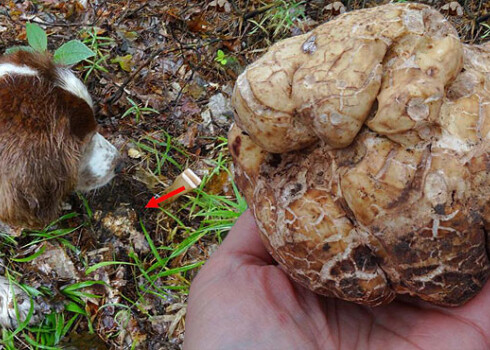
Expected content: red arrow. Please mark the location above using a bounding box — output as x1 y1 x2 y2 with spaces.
145 186 186 208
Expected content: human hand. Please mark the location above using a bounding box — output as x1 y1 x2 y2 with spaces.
184 210 490 350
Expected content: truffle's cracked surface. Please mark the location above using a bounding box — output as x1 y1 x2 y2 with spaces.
229 3 490 306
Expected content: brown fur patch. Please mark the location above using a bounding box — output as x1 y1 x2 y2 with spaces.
0 50 57 82
0 51 97 229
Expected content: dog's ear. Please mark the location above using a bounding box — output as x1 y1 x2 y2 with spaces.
57 87 98 141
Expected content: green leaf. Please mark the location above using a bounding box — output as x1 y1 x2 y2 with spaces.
26 23 47 52
61 280 107 292
85 261 135 275
5 46 36 55
53 40 95 65
61 314 79 338
154 261 204 279
64 301 87 315
11 245 46 262
110 54 133 72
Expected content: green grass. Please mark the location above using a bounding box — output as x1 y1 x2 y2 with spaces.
248 0 306 42
22 212 81 251
185 138 247 241
0 214 104 349
481 23 490 39
133 131 190 176
80 27 114 81
121 97 159 123
20 279 104 349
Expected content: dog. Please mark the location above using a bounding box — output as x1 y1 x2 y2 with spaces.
0 50 121 327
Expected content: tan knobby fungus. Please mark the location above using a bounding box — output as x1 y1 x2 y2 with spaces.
229 3 489 306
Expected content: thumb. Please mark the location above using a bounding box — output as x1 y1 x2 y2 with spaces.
218 209 274 265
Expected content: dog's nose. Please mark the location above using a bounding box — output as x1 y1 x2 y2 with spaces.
114 160 125 174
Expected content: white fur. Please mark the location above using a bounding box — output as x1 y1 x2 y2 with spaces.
77 133 119 191
56 68 93 108
85 133 116 178
0 275 37 328
0 63 37 78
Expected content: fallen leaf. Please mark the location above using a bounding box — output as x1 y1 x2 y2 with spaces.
179 124 199 148
187 15 210 33
223 38 241 52
204 171 230 195
111 54 133 72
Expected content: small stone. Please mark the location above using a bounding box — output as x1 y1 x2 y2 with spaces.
207 93 234 127
302 35 317 54
325 2 346 15
128 148 143 159
441 2 463 17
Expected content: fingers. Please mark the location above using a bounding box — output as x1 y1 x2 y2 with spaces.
392 279 490 335
218 209 275 265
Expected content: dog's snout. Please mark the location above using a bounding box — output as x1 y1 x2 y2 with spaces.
114 160 125 174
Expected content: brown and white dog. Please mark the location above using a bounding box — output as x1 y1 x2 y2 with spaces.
0 50 121 327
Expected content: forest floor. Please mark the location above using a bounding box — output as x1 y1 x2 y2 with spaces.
0 0 488 349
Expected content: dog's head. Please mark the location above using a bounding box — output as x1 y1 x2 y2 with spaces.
0 51 120 229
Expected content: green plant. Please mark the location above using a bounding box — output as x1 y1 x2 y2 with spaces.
22 279 104 348
248 0 306 40
120 135 246 300
25 313 76 348
121 97 159 122
132 130 188 177
215 49 229 65
0 213 104 349
80 27 115 81
481 23 490 39
186 142 247 242
22 212 82 254
5 22 95 66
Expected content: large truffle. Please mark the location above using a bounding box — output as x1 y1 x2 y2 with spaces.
229 3 490 306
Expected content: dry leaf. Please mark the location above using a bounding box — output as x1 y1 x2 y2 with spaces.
111 55 133 72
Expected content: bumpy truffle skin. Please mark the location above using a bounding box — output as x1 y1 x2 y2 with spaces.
229 3 490 307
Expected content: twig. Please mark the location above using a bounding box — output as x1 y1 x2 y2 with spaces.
166 22 201 113
243 1 280 20
463 0 484 19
